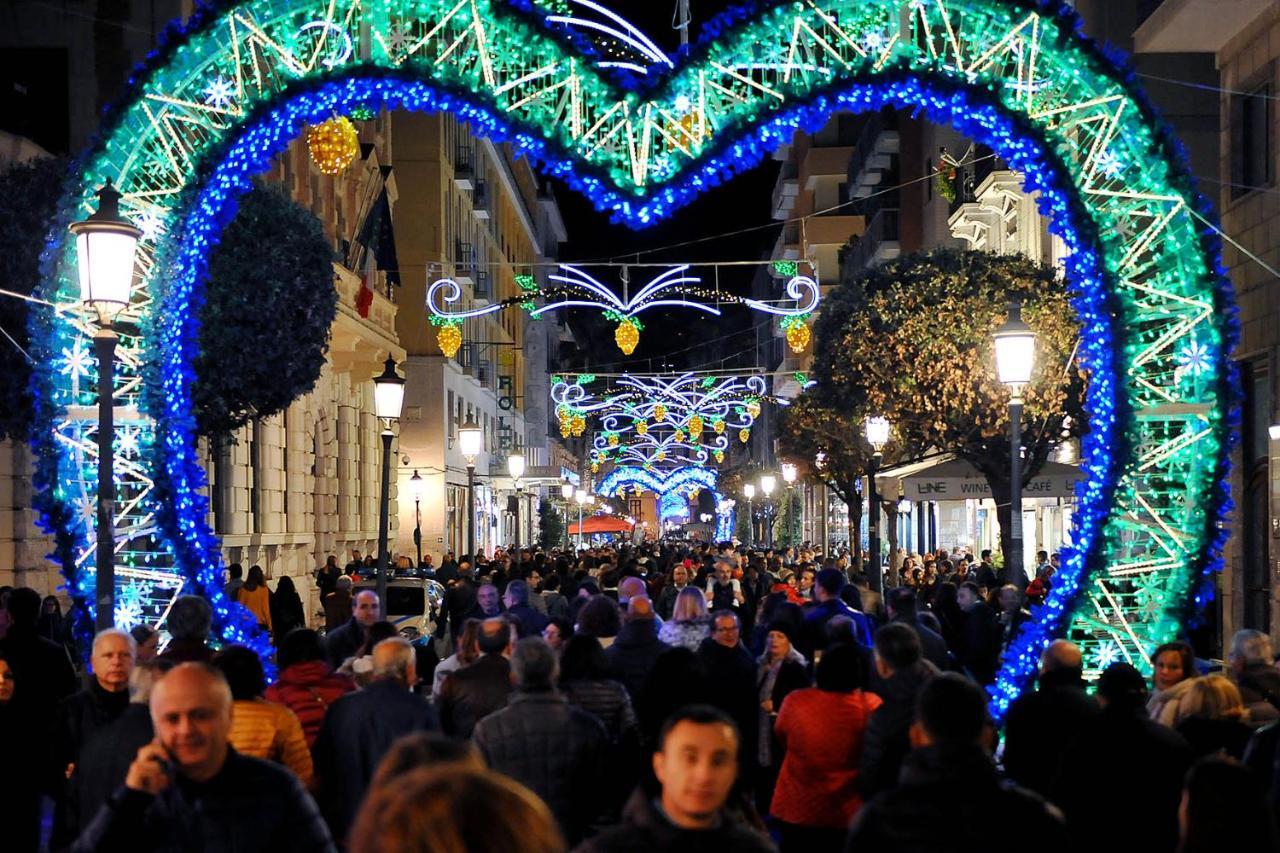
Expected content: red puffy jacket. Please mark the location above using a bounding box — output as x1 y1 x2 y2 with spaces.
264 660 355 747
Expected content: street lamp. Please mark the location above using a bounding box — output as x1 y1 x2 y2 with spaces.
508 452 525 575
760 475 776 547
743 482 756 548
994 300 1036 583
574 488 588 549
459 417 484 563
71 181 141 630
409 469 425 569
560 479 574 549
864 415 890 595
372 356 405 605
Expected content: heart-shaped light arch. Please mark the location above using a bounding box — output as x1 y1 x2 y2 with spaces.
32 0 1234 715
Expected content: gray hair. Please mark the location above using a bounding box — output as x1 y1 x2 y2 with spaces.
1230 629 1273 667
166 595 213 642
371 637 415 679
336 575 353 591
93 627 138 657
510 637 558 690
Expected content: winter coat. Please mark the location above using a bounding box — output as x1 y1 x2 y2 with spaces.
540 591 570 620
312 679 438 842
887 615 951 672
270 588 307 640
846 742 1066 853
859 660 938 797
50 681 133 846
322 617 366 670
322 590 351 632
800 599 873 656
562 678 639 746
263 661 356 748
755 649 810 767
658 616 711 652
954 602 1000 684
697 639 760 783
1001 669 1101 797
227 698 313 786
573 788 776 853
770 687 882 828
237 585 273 634
1176 716 1254 760
506 602 549 638
474 691 609 845
69 703 154 844
72 748 334 853
0 626 78 718
605 619 669 701
438 653 512 739
2 699 44 852
1237 662 1280 722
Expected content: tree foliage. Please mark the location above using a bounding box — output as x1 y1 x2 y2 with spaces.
538 497 565 550
799 248 1087 564
0 156 69 442
194 184 337 437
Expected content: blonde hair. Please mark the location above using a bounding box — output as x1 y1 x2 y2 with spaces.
349 765 564 853
1174 675 1246 725
671 586 708 623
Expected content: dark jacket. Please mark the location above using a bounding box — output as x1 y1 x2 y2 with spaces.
72 748 335 853
474 691 609 844
574 788 776 853
697 639 760 782
156 638 213 664
322 590 351 632
655 584 688 621
438 653 512 739
954 603 1000 684
323 617 366 669
605 619 669 702
312 679 438 841
846 742 1066 853
800 599 874 656
69 703 155 843
52 681 133 845
0 626 78 718
2 700 43 851
505 602 549 638
1175 716 1254 760
563 678 639 746
1001 668 1101 797
889 615 951 672
1053 705 1192 853
1238 662 1280 718
859 660 937 797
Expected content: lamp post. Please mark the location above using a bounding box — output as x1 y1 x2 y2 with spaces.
71 181 141 630
995 301 1036 584
574 488 587 549
864 416 891 595
508 452 525 575
760 475 776 547
560 480 574 550
409 470 425 569
743 483 756 548
371 357 406 605
458 417 483 564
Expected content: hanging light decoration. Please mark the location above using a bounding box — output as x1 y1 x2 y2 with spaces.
436 323 463 358
607 432 619 447
714 418 725 435
784 317 812 353
306 116 360 175
615 318 640 354
673 428 686 443
654 403 668 422
688 414 704 440
570 414 586 437
636 420 648 436
739 428 750 444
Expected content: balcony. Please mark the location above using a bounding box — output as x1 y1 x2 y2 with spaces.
848 111 900 200
772 159 800 220
801 146 854 191
840 208 900 273
472 180 490 220
454 240 475 285
473 270 493 304
329 262 403 377
453 144 475 189
803 214 865 250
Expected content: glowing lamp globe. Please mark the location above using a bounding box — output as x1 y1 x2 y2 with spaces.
372 357 405 421
70 181 141 323
561 481 575 500
760 474 776 497
865 416 891 450
781 463 798 485
459 417 483 461
409 469 425 499
507 452 526 481
575 488 587 505
994 301 1036 390
743 483 756 500
306 116 360 175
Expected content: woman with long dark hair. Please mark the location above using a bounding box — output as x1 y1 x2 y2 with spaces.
270 574 306 641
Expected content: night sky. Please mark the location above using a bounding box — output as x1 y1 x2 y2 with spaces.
550 0 782 375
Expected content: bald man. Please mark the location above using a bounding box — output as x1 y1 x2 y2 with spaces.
73 662 334 852
313 638 438 843
1001 640 1100 797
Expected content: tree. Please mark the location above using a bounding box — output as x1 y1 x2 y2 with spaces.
773 486 802 548
195 184 337 437
810 248 1086 569
0 156 69 442
538 497 564 549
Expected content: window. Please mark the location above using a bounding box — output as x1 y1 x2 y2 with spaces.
1232 77 1273 198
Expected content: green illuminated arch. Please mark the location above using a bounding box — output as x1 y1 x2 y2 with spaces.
33 0 1234 711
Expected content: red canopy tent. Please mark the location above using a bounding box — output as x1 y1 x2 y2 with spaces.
567 515 635 535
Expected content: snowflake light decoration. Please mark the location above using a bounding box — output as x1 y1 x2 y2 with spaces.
114 580 153 631
1176 340 1211 377
203 76 236 110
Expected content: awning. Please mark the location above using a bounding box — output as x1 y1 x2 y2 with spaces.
568 515 635 535
876 455 1082 501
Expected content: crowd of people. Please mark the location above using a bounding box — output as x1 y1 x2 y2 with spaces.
1 539 1278 852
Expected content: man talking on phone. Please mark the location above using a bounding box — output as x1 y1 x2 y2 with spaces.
73 662 335 852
